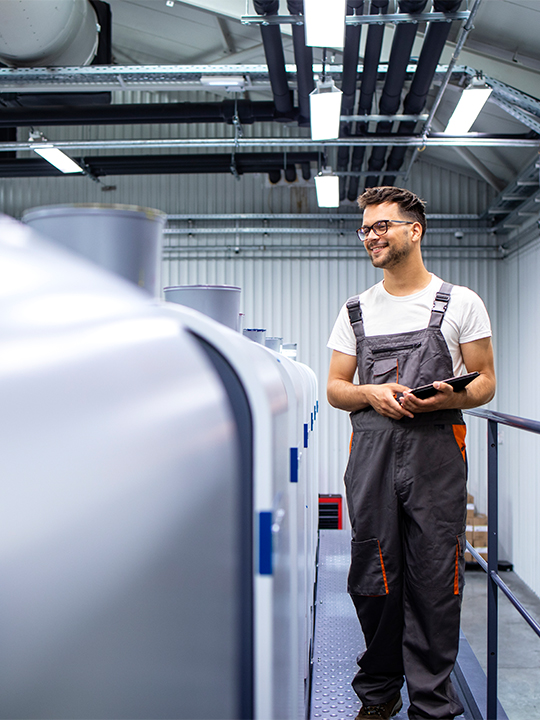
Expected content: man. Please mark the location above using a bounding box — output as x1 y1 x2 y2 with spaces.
327 187 496 720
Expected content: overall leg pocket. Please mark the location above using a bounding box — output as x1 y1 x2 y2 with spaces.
348 538 389 596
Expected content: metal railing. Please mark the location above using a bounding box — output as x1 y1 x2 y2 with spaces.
465 409 540 720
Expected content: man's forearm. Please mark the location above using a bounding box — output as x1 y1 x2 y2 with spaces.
327 379 372 412
442 374 496 410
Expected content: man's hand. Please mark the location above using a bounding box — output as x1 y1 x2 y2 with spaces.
327 351 415 418
365 383 415 419
399 381 460 414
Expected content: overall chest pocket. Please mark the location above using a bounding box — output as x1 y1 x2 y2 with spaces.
372 357 399 383
370 343 421 384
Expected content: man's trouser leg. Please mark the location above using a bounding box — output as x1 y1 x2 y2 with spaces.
345 426 405 706
345 421 467 718
399 423 467 719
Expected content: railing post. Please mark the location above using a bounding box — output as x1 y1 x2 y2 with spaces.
487 419 499 719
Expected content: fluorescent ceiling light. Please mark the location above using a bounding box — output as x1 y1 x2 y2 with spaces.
200 76 245 91
444 82 493 135
315 169 340 207
32 144 84 174
304 0 346 49
310 79 343 140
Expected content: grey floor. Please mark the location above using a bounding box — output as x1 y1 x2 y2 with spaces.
460 567 540 720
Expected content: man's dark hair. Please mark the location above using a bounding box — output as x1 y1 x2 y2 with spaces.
357 186 427 239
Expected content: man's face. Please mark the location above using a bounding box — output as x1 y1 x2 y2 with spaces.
361 202 415 269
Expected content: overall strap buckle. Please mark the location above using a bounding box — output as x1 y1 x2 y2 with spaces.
428 282 453 329
346 296 365 339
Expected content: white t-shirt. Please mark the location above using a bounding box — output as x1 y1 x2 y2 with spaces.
327 274 492 377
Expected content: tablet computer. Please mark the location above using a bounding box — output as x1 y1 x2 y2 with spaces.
410 371 480 399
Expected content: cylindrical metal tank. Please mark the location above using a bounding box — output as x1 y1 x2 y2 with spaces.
164 285 241 331
265 337 283 352
243 329 267 344
23 204 165 297
0 213 247 720
0 0 99 67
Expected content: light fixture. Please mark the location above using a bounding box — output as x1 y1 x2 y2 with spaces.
444 78 493 135
29 131 83 174
315 167 340 207
304 0 347 49
309 78 343 140
200 76 246 92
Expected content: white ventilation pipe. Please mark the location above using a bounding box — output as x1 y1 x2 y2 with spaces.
0 0 99 67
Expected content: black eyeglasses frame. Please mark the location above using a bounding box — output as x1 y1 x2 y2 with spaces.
356 220 415 243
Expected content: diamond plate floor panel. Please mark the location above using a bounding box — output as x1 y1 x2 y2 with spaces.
310 530 474 720
310 530 410 720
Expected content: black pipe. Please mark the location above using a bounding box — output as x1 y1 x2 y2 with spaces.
287 0 314 127
382 0 462 183
0 151 319 178
0 100 281 127
348 0 388 201
253 0 295 120
365 0 428 188
337 1 364 200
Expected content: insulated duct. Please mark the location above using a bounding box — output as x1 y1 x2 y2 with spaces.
0 0 100 67
348 0 388 201
287 0 315 127
382 0 462 184
253 0 295 120
0 101 280 127
0 152 320 178
337 0 364 200
365 0 428 188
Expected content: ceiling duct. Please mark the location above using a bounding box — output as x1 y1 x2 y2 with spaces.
286 0 314 127
337 0 364 201
347 0 388 201
0 0 100 67
253 0 295 120
382 0 462 184
0 152 320 178
0 101 280 127
365 0 428 188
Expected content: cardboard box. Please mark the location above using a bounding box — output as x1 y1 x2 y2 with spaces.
466 503 475 522
474 528 488 547
465 547 488 563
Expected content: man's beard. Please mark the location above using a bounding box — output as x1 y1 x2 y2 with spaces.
368 241 411 268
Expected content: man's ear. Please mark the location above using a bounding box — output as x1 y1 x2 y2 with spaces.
411 221 423 243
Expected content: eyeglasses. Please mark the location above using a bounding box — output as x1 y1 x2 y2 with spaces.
356 220 414 243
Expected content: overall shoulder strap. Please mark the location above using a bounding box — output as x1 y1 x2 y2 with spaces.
428 282 453 329
346 296 365 340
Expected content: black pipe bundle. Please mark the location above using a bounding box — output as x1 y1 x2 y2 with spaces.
365 0 428 188
382 0 462 184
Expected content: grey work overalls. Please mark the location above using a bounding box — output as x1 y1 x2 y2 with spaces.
344 283 467 720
